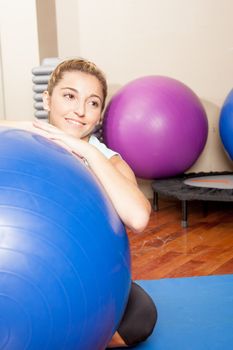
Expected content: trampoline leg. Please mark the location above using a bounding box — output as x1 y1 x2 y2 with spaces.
203 201 209 217
181 200 188 228
153 191 159 211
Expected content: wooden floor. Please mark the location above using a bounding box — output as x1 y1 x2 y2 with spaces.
128 198 233 280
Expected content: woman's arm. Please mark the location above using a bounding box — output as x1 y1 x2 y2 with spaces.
0 120 61 139
84 150 151 233
33 121 151 233
0 120 34 130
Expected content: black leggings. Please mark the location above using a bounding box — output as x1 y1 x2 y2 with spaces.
116 281 157 347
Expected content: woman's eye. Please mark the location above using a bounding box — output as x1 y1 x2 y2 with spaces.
89 100 99 108
64 93 75 100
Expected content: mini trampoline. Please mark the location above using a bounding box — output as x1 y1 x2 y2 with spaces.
151 172 233 227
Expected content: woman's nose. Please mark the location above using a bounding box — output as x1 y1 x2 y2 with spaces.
73 101 85 117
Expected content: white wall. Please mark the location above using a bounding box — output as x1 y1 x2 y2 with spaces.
56 0 233 106
55 0 233 174
36 0 58 61
0 35 5 118
55 0 80 58
0 0 39 120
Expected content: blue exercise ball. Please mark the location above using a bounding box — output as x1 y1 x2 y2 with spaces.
219 89 233 160
0 128 131 350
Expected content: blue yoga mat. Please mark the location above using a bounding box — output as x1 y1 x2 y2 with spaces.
126 275 233 350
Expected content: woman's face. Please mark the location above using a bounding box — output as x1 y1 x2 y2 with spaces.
43 71 104 141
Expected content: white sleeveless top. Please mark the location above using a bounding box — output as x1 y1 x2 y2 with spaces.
89 135 118 159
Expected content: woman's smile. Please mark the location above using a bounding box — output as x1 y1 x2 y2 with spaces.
65 117 86 126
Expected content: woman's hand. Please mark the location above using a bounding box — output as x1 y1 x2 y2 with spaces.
33 120 86 157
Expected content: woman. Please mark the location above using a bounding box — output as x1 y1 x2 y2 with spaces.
1 58 157 348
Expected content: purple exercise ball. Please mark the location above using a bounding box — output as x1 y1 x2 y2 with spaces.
103 76 208 179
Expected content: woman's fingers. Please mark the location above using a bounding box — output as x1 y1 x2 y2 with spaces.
33 120 84 159
33 120 61 134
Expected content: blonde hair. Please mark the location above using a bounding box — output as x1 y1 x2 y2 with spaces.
47 58 108 110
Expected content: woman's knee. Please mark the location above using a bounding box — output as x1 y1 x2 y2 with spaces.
117 282 157 346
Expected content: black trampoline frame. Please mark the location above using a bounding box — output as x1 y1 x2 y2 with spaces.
151 172 233 228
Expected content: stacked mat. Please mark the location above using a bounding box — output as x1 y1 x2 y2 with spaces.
32 57 60 119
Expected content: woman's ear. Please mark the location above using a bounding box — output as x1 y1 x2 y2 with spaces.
43 91 51 111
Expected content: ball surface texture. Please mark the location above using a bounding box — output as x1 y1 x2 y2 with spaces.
219 89 233 160
103 76 208 179
0 128 131 350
